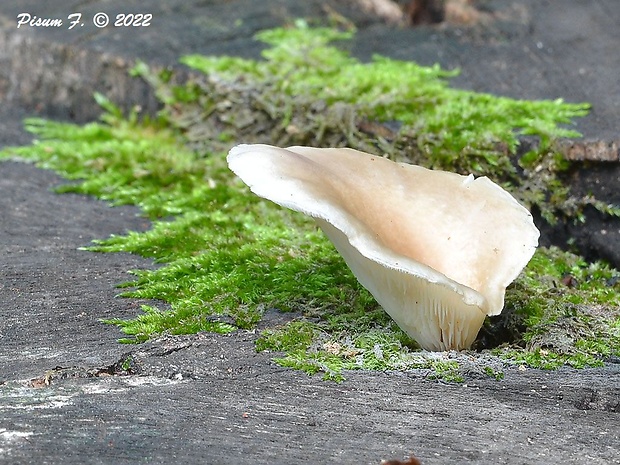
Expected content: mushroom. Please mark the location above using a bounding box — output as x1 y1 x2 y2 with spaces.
227 144 539 351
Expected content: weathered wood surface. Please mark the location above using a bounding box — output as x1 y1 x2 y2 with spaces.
0 1 619 463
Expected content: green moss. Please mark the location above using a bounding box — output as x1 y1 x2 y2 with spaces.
135 21 611 228
483 366 505 381
256 320 473 382
1 23 618 382
1 97 373 346
178 21 587 175
495 246 620 369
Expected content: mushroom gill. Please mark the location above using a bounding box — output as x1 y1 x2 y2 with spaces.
227 144 540 351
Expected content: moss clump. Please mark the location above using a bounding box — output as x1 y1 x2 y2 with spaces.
1 99 374 344
176 21 587 173
136 20 606 225
496 246 620 368
256 321 469 382
1 24 618 382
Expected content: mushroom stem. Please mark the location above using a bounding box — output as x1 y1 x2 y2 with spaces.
317 219 486 350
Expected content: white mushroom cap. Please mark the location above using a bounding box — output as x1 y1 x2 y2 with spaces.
227 144 539 351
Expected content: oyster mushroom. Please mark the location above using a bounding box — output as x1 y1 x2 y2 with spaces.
227 144 539 351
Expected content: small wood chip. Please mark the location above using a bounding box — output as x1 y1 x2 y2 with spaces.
554 139 620 162
381 456 422 465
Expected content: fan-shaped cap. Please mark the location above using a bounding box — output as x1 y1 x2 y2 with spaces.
227 144 539 351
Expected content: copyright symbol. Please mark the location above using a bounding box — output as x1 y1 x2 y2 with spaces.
93 12 109 28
